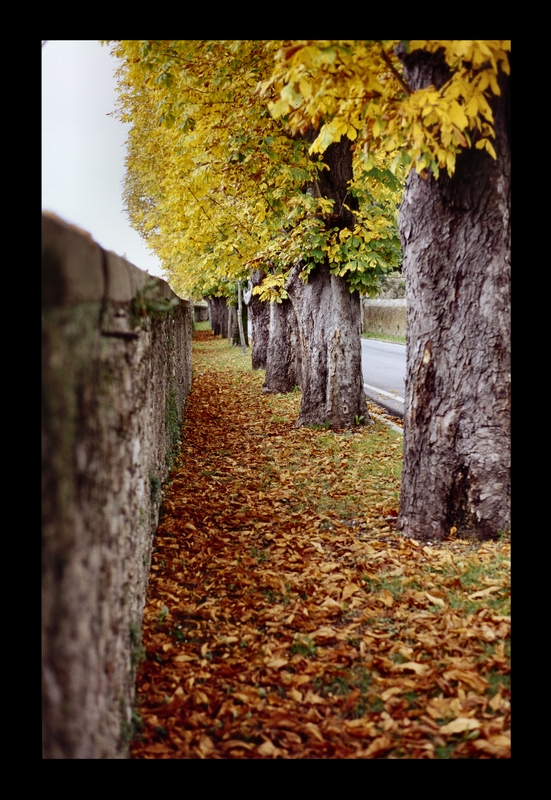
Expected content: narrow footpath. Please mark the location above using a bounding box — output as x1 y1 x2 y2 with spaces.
130 329 510 759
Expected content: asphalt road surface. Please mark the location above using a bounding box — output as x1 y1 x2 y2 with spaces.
361 338 406 418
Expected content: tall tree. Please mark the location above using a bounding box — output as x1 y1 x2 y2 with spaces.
395 45 510 542
284 131 366 427
246 269 270 370
107 40 401 428
266 40 510 540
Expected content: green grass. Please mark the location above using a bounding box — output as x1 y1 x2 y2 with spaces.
290 636 317 658
362 331 406 345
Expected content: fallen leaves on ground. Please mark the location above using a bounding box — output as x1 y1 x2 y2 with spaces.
130 329 510 759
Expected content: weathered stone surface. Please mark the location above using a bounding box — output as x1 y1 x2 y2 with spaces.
42 213 193 758
361 299 407 338
377 271 406 299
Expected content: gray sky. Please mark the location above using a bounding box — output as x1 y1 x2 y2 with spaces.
42 40 165 278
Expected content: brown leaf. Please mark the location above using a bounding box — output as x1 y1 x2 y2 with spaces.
312 626 337 641
342 582 361 601
361 735 393 757
257 739 280 757
467 586 502 599
379 687 403 702
302 722 324 742
392 661 430 676
425 592 446 607
219 740 256 751
304 689 325 705
439 717 481 734
197 734 215 757
379 589 394 607
265 657 289 669
320 596 342 610
443 669 489 692
345 719 378 738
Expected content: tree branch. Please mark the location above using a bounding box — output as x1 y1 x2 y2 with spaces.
378 42 411 96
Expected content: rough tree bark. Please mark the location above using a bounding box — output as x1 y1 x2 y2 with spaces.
230 300 248 349
285 132 368 428
396 46 510 541
247 269 270 370
206 296 228 337
227 304 234 344
286 260 366 427
236 280 247 354
262 297 302 393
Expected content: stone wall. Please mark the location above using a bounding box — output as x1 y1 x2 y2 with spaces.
361 299 407 339
376 271 406 300
42 213 193 758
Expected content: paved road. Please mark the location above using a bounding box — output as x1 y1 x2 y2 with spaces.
361 338 405 418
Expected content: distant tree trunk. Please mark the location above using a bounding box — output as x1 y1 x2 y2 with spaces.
248 269 270 370
286 260 366 427
236 280 247 354
285 132 368 428
206 297 228 337
263 297 302 393
230 301 248 348
396 46 510 541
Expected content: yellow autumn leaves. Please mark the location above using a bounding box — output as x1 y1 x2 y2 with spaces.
264 40 510 178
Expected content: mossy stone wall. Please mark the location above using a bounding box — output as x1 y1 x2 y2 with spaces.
42 213 193 758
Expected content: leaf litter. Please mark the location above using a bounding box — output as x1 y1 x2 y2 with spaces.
130 329 510 759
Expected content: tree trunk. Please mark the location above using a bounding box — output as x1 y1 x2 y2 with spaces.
230 301 248 348
396 47 510 541
236 280 247 354
286 260 367 428
206 297 228 337
282 132 367 428
248 269 270 370
263 297 302 394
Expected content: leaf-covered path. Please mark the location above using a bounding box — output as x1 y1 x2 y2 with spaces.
130 329 510 759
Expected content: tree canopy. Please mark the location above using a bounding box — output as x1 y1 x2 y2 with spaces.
262 40 510 177
107 40 404 299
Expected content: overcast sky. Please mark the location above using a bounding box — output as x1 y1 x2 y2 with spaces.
42 40 165 279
